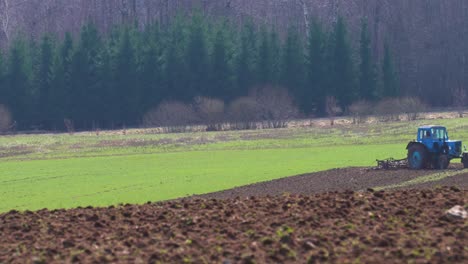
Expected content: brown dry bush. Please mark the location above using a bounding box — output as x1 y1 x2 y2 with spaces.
325 96 341 126
227 97 261 130
349 100 372 124
375 98 401 122
193 97 225 131
0 104 12 133
452 87 466 117
143 101 199 128
249 86 300 128
399 97 427 121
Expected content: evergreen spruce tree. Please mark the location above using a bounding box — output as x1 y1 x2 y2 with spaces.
236 21 257 96
211 23 233 100
0 52 5 103
281 26 305 107
359 19 377 101
37 35 56 127
6 37 32 124
306 18 327 115
50 32 73 126
269 28 281 86
165 16 189 102
186 13 209 98
114 25 138 125
331 16 356 109
257 26 272 86
70 22 103 128
382 43 398 98
139 22 164 115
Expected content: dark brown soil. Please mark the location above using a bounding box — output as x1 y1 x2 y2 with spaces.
196 165 468 200
0 188 466 263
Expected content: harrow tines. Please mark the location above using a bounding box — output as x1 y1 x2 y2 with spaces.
375 157 408 170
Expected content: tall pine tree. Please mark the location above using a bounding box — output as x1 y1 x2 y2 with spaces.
70 22 103 128
50 32 73 126
6 37 32 124
257 26 273 86
211 23 233 100
331 16 356 109
0 51 5 104
382 43 398 98
165 16 189 102
306 18 327 114
139 22 164 115
114 25 138 124
281 26 305 105
359 19 377 101
37 35 56 127
269 29 281 86
236 21 257 96
186 13 209 98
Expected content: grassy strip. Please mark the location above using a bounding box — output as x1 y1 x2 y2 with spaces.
374 169 468 191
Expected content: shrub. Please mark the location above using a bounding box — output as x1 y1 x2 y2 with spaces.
349 100 372 124
143 101 198 127
325 96 341 126
375 98 401 122
228 97 261 121
399 97 427 121
227 97 261 130
193 97 225 125
452 87 466 117
250 86 300 127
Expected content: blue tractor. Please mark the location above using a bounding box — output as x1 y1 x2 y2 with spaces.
407 125 468 169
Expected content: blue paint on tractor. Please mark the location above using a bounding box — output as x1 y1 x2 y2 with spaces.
413 126 461 159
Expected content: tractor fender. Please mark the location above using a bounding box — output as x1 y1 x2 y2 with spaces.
406 141 427 151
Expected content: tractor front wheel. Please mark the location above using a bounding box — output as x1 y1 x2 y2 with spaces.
408 144 428 170
436 155 449 170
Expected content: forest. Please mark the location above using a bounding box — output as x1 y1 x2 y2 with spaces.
0 14 399 130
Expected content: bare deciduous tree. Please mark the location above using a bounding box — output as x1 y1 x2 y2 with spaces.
0 0 10 42
375 98 401 122
193 97 225 124
227 97 261 130
250 86 299 122
349 100 372 125
0 104 12 133
325 96 341 126
399 97 427 121
452 87 467 117
64 118 74 135
143 101 198 127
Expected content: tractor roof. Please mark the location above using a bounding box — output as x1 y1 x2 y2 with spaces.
418 125 446 129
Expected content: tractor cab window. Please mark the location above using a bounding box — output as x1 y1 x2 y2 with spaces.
430 128 448 140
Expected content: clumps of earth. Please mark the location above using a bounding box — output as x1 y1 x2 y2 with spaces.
0 187 466 263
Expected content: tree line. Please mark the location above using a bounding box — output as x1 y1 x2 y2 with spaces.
0 14 399 130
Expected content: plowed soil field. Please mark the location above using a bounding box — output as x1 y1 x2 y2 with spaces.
1 184 466 263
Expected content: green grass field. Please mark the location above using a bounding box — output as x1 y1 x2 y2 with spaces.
1 117 468 212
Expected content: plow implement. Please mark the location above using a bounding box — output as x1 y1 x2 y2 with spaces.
376 158 408 170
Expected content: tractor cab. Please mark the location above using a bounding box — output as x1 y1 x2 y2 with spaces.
416 126 461 158
407 125 463 170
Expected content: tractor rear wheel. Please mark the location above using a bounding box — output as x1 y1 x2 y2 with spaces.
407 144 428 170
436 155 449 170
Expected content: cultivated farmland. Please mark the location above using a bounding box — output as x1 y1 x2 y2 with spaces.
0 117 467 263
1 118 468 212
